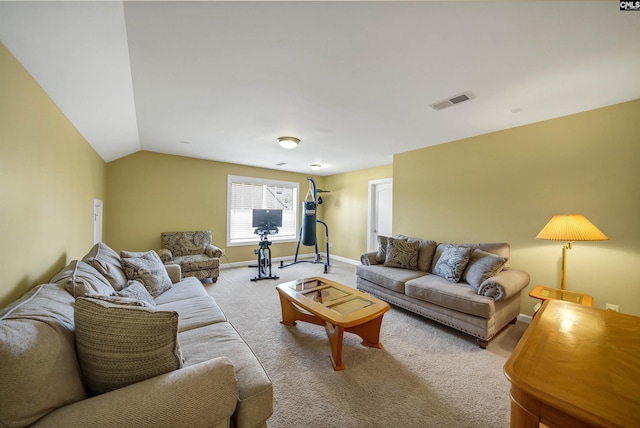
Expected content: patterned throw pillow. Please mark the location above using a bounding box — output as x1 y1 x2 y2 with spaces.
116 280 156 307
375 235 389 263
462 249 508 289
74 297 182 395
383 237 420 270
50 260 114 298
120 250 150 258
121 251 172 298
433 244 474 283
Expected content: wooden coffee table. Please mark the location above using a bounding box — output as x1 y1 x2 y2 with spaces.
276 277 390 371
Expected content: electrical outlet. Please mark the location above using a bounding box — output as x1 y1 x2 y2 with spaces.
605 303 619 312
329 242 333 248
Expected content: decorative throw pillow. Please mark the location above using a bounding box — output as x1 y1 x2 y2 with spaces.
121 251 172 298
74 297 183 396
433 244 474 283
50 260 114 298
375 235 389 264
120 250 150 259
116 280 156 307
383 237 419 270
82 243 128 291
462 249 508 289
88 294 153 308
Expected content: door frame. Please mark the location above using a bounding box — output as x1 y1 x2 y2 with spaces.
367 178 393 252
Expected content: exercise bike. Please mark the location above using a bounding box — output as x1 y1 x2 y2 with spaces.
250 225 279 282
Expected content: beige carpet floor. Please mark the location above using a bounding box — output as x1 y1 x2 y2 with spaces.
206 258 527 428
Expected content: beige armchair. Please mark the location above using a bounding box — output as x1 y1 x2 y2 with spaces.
158 231 223 282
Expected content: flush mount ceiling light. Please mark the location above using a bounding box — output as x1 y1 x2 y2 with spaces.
310 164 322 171
278 136 300 149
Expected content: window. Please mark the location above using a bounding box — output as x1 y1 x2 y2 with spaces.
227 175 299 246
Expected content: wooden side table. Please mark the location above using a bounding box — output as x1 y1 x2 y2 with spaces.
529 285 593 317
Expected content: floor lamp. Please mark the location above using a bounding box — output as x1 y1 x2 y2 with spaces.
536 214 608 291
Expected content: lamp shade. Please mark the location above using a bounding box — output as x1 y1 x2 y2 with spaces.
536 214 608 242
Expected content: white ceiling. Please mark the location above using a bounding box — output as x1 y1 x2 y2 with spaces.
1 1 639 175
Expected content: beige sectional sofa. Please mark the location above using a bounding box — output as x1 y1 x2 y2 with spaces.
0 243 272 428
356 236 530 347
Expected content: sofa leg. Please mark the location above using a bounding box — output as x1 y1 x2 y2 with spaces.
211 277 218 283
509 317 517 325
477 339 488 349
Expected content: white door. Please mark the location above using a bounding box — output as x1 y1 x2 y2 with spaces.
93 199 103 244
367 179 393 252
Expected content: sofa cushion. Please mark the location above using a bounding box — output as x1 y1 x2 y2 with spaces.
173 254 220 271
116 280 156 308
83 242 128 291
179 322 273 428
156 295 227 332
87 294 154 308
374 235 389 264
51 259 115 297
355 264 427 293
121 251 173 297
475 242 511 268
153 276 209 304
0 283 87 427
120 250 153 258
432 244 473 283
384 237 419 270
462 249 508 289
74 296 183 395
393 235 438 272
405 274 495 319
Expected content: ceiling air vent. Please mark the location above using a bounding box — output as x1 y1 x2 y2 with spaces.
429 91 476 111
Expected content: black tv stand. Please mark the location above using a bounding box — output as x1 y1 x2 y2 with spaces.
250 227 279 282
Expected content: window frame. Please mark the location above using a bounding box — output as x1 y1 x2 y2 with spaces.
226 175 300 247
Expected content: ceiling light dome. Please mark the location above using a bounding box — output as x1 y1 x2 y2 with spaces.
310 164 322 171
278 136 300 149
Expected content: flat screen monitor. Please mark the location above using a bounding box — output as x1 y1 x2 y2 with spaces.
252 209 283 228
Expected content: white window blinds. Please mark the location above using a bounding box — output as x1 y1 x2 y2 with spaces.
227 175 299 246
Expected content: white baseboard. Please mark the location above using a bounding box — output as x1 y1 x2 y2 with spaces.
325 253 360 265
517 313 532 324
219 253 317 270
220 253 360 270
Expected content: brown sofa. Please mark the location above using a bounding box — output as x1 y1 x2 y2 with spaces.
356 236 530 347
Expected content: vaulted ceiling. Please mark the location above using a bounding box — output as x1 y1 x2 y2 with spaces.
2 1 639 175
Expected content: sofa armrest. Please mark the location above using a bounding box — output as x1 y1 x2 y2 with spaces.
32 358 238 428
164 264 182 284
158 248 173 263
478 269 530 301
360 252 380 266
205 244 224 258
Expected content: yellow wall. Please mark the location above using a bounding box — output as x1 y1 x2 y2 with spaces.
323 164 393 261
4 36 638 318
105 151 322 264
0 42 107 307
394 100 640 316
